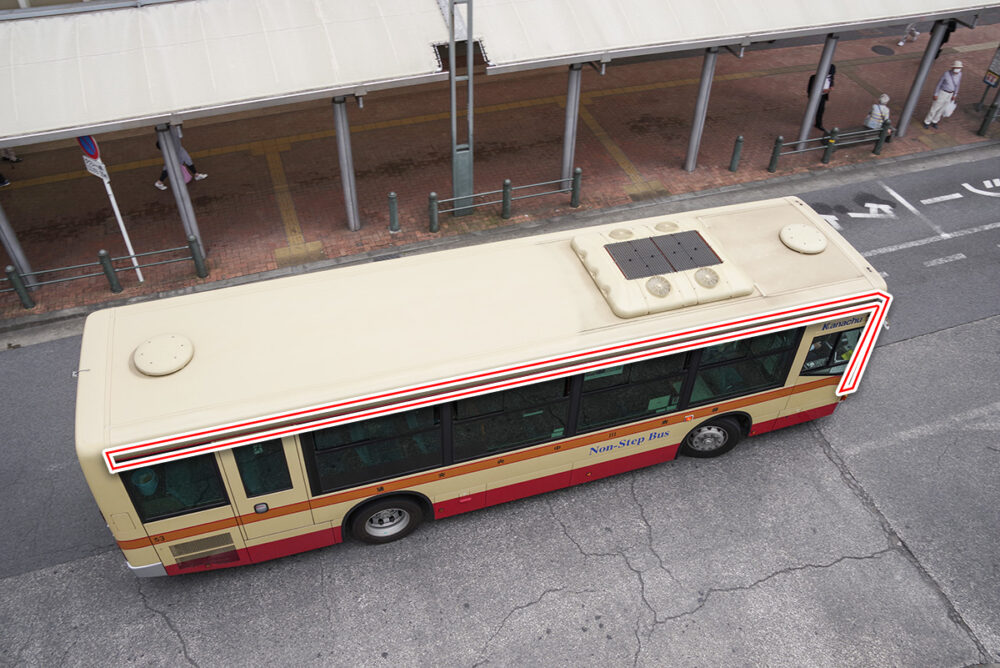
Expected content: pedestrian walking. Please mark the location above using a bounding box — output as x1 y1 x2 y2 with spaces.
897 22 920 46
923 60 962 129
863 93 894 139
154 129 207 190
807 64 836 133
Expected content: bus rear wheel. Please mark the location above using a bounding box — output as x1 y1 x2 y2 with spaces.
350 497 424 545
680 417 743 458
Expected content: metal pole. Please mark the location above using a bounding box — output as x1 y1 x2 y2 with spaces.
729 136 744 172
102 177 143 282
561 63 583 182
873 120 891 154
156 124 204 252
977 84 1000 136
5 265 34 309
897 21 948 137
187 235 208 278
449 0 474 216
332 97 362 231
98 250 123 293
570 167 582 208
768 136 784 173
501 180 512 219
976 85 991 112
0 202 34 287
797 35 839 150
388 192 400 233
821 128 839 164
429 192 439 232
684 47 718 172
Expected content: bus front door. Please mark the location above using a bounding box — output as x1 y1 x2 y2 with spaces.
216 438 330 562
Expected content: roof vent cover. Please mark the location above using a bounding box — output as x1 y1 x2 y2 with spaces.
779 223 828 254
132 334 194 377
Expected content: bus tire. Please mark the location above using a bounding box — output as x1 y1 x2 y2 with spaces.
679 416 743 458
350 497 424 545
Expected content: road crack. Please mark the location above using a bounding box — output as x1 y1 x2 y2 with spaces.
810 422 993 663
136 580 198 667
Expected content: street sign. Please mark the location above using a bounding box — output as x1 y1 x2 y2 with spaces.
83 155 109 181
984 45 1000 87
77 135 100 160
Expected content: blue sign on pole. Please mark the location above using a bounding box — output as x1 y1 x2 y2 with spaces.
77 135 100 160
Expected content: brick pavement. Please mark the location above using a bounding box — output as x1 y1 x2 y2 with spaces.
1 22 999 323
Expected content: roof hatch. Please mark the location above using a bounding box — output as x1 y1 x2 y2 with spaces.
572 221 754 318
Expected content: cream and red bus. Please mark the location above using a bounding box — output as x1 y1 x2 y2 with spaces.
74 196 890 577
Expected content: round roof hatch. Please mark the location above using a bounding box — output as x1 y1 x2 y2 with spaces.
779 224 828 254
133 334 194 377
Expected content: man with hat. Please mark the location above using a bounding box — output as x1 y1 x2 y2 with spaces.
923 61 963 129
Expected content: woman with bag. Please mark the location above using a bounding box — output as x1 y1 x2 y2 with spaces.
864 93 894 139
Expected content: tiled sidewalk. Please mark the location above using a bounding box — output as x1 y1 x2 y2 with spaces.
2 22 999 323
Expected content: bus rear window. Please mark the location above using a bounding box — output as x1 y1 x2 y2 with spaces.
121 454 229 523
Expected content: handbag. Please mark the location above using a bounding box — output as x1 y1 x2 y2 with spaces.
944 100 957 117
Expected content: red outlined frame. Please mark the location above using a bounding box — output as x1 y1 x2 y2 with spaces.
103 290 891 473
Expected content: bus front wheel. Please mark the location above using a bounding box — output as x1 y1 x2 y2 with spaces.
350 497 424 544
680 417 743 458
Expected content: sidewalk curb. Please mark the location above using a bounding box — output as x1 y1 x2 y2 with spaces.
2 136 998 339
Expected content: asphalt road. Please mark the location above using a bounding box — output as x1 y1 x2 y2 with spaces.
1 145 998 666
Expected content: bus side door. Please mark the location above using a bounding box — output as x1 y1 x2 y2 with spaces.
216 438 330 561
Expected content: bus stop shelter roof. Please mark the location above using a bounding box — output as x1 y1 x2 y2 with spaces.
0 0 450 146
475 0 992 72
0 0 994 146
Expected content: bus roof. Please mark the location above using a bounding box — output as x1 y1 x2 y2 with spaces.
75 197 886 466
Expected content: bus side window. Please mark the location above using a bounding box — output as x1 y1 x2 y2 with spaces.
121 454 229 523
801 327 862 375
232 440 293 497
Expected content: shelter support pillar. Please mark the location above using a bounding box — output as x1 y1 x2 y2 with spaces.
156 124 204 253
561 63 584 182
897 20 949 138
449 0 475 216
797 34 839 150
0 202 34 286
684 47 718 172
332 97 361 231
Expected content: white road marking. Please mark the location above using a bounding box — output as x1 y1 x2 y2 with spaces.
924 253 966 267
879 271 889 278
920 193 963 204
982 178 1000 188
862 220 1000 258
963 182 1000 198
820 214 842 230
880 182 950 237
847 203 896 218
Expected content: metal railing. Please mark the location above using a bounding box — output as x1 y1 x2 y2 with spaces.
2 236 207 310
768 121 892 172
427 168 582 232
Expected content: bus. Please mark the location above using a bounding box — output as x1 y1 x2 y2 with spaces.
74 196 890 577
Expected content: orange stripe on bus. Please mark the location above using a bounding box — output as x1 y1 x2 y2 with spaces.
119 377 839 551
